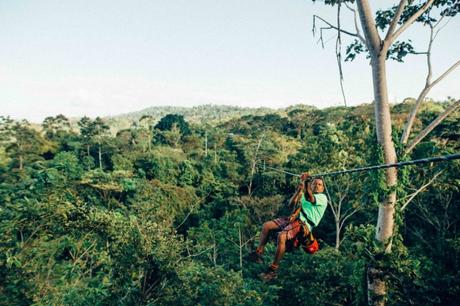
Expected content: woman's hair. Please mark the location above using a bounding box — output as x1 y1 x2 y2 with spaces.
314 177 325 184
306 176 324 185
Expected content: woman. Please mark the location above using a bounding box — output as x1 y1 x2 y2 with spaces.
249 173 327 281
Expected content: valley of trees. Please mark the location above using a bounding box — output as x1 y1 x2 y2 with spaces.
1 101 459 305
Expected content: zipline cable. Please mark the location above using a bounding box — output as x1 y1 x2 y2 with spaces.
262 164 302 177
258 152 460 178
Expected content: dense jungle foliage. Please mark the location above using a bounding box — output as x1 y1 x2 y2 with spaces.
1 101 459 305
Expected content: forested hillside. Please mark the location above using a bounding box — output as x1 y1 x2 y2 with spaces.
1 100 459 305
103 105 277 132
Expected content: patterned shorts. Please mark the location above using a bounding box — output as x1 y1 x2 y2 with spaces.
273 217 307 241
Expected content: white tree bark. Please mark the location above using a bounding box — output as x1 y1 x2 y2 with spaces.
371 55 398 247
357 1 397 304
98 143 102 169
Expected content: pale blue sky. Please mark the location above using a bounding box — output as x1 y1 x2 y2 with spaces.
1 0 459 122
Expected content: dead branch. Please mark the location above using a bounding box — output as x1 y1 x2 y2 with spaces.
313 15 360 39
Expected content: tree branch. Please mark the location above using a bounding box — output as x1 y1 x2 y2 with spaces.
318 27 332 48
405 99 460 154
338 192 347 217
175 246 215 264
335 0 348 107
313 15 360 38
325 183 339 220
344 3 366 44
384 0 408 42
340 207 361 230
390 0 435 44
408 225 432 249
427 59 460 91
400 17 460 145
414 198 439 228
432 15 447 41
175 193 210 230
400 170 443 211
248 134 265 197
71 242 97 268
328 199 339 220
356 0 382 55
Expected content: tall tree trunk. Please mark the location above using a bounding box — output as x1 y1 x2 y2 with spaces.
371 55 397 245
355 0 445 303
148 133 152 152
98 143 102 169
367 53 398 306
356 1 398 303
205 131 208 156
248 135 264 197
19 154 23 170
335 220 340 251
238 226 243 270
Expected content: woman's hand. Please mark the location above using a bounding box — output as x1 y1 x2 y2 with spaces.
300 172 310 181
289 208 301 223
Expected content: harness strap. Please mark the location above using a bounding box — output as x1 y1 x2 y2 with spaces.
300 208 316 229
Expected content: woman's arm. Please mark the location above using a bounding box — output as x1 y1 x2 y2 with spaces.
301 173 315 203
288 182 304 207
305 182 315 203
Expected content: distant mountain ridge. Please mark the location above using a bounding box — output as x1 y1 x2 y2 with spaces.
104 104 279 131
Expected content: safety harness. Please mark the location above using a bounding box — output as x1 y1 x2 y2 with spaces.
290 206 319 254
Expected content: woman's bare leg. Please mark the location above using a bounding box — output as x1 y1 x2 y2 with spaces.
273 231 288 266
257 221 280 253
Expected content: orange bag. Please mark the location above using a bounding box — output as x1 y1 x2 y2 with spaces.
303 237 319 254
